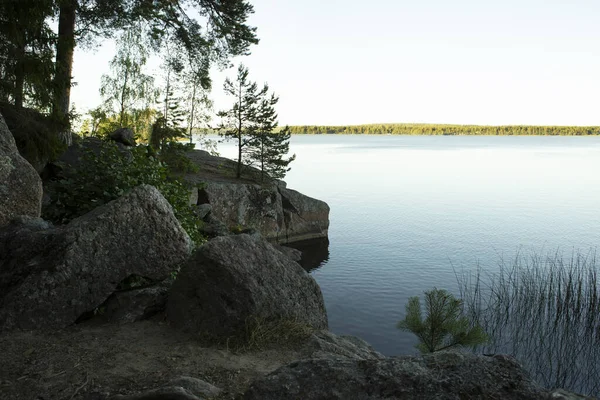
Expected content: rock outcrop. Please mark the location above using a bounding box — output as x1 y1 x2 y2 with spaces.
196 182 329 244
300 331 385 361
243 351 549 400
184 150 329 244
167 234 328 336
0 112 43 226
278 186 330 243
111 376 222 400
199 181 284 236
0 185 193 331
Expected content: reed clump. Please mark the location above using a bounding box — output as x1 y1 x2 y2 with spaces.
456 250 600 397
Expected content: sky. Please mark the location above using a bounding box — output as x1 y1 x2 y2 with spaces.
70 0 600 126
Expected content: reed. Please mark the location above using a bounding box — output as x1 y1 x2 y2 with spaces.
455 249 600 397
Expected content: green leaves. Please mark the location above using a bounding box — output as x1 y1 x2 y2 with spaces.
43 140 205 245
100 28 157 130
397 288 488 353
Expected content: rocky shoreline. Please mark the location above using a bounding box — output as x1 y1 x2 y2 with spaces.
0 112 594 399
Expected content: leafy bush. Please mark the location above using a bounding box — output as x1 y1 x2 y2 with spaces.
397 288 488 353
43 140 205 245
159 141 199 174
149 116 187 150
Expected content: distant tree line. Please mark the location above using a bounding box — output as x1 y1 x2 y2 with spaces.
287 124 600 136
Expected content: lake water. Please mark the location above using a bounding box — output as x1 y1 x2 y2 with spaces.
202 134 600 357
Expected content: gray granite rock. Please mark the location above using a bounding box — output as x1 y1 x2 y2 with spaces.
109 128 136 146
0 185 192 331
167 234 328 336
301 331 385 361
243 351 549 400
0 112 43 227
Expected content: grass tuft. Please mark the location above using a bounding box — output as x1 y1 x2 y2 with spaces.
197 316 316 353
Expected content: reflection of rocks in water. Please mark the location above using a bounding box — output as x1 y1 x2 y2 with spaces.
285 237 330 272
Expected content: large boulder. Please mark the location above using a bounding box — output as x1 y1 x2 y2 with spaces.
167 234 328 336
243 351 549 400
0 112 43 227
109 127 136 146
0 103 64 172
0 185 193 331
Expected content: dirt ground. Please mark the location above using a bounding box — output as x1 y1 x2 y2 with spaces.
0 317 302 400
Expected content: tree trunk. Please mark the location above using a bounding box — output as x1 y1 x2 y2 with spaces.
119 66 130 127
53 0 77 144
188 80 197 144
13 40 26 109
236 84 242 178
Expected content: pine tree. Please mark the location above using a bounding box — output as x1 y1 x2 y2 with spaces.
218 64 267 179
246 94 295 181
397 288 488 353
0 0 55 109
149 55 187 150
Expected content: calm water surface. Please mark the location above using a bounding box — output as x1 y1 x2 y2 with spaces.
205 135 600 356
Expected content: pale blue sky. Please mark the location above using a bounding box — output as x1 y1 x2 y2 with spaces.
71 0 600 126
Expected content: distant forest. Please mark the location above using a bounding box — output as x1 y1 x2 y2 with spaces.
286 124 600 136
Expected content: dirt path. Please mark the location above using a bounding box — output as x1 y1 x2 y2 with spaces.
0 318 301 400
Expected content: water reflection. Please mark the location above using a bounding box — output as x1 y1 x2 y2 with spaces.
286 237 330 272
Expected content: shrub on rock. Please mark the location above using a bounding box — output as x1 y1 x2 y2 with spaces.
43 139 204 244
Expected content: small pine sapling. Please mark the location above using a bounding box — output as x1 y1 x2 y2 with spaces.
397 288 488 353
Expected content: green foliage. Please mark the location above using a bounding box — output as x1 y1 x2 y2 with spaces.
2 0 257 128
397 288 488 353
183 65 213 145
287 124 600 136
83 105 157 142
218 64 268 178
0 0 55 109
100 28 157 128
219 64 294 180
149 117 187 150
159 141 199 174
43 140 205 245
246 92 296 180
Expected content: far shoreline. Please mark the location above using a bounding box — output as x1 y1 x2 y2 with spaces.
284 124 600 136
